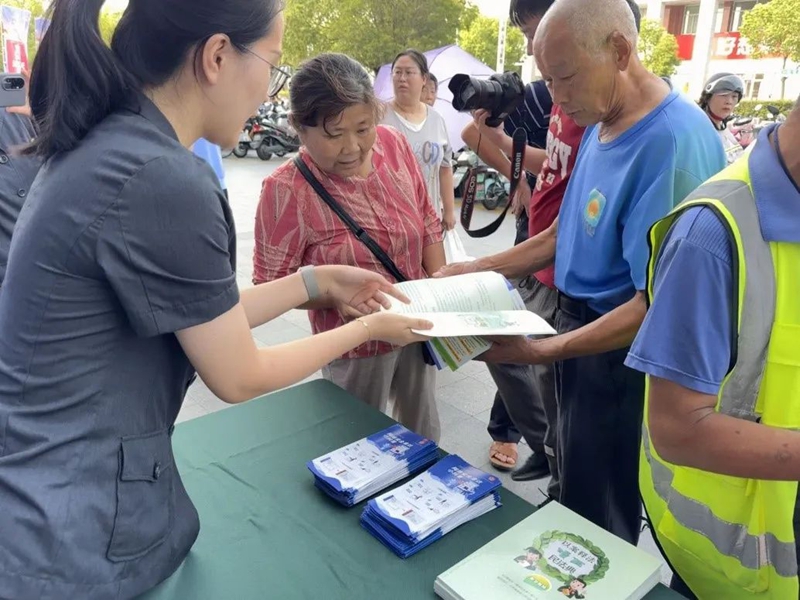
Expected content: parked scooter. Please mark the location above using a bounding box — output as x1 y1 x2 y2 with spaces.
232 108 301 160
253 119 300 160
751 103 786 139
452 149 509 211
233 114 268 158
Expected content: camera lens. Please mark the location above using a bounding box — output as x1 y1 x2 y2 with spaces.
448 72 525 128
2 77 24 91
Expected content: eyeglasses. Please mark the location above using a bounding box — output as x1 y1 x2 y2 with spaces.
392 69 421 80
245 48 291 97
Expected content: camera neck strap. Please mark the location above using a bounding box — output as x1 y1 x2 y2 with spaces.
460 127 528 238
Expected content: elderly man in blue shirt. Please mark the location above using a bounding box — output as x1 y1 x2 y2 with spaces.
462 0 726 547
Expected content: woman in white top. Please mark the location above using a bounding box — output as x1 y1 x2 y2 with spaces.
384 49 456 231
699 72 745 165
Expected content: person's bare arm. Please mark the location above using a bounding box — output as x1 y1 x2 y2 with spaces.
462 117 547 177
244 266 405 326
461 121 513 179
177 299 432 404
439 165 456 231
423 242 447 278
436 216 557 280
482 291 646 365
648 376 800 480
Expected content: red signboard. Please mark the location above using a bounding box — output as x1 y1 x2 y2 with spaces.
674 32 756 62
4 39 27 73
711 32 752 60
676 34 695 61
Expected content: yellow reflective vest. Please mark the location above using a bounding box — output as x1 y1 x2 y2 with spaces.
640 150 800 599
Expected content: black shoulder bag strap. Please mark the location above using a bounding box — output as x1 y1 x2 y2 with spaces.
294 156 407 283
293 156 436 365
460 127 528 238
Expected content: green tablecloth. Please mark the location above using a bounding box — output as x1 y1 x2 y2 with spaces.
141 379 681 600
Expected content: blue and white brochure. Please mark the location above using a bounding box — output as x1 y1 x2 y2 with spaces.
361 455 502 557
308 424 438 507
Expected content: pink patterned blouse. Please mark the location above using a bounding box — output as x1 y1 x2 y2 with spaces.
253 125 443 359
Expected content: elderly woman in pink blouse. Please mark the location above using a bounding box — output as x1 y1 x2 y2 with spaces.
254 53 445 441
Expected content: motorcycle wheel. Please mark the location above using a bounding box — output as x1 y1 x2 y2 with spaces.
256 145 273 161
221 148 234 159
275 151 287 158
482 181 503 211
232 144 248 158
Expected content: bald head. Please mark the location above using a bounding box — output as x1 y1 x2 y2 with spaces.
535 0 638 54
532 0 646 127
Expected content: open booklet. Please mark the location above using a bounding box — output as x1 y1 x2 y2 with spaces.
385 272 556 371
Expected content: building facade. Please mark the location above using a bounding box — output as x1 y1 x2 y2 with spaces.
642 0 799 100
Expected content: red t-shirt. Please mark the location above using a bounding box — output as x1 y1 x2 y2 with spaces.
528 105 585 288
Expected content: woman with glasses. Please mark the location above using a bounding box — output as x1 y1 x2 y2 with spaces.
699 72 745 164
254 53 446 443
384 50 456 231
0 1 431 598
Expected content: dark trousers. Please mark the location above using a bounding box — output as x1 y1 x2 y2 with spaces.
554 294 645 546
487 277 560 497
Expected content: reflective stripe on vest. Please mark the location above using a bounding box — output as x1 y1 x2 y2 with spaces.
642 430 796 578
641 153 799 597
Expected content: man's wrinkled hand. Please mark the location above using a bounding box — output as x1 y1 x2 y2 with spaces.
477 336 552 365
433 261 480 279
511 177 532 218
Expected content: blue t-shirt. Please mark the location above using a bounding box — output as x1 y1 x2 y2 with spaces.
554 91 725 314
192 138 227 190
626 125 800 393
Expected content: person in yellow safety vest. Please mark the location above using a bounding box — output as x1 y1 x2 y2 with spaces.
625 95 800 599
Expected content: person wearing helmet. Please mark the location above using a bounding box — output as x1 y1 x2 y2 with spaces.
699 72 745 164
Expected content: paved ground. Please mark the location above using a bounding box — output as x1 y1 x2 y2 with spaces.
179 152 671 584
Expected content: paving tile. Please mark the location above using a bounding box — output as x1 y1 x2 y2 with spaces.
435 367 470 389
437 377 496 417
436 399 472 430
474 407 492 426
176 401 209 424
439 415 495 469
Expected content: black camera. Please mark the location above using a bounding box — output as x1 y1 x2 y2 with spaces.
449 72 525 128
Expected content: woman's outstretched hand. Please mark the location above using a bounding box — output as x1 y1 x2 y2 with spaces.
359 312 433 347
314 265 409 315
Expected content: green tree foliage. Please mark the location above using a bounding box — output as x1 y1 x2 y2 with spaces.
99 10 123 45
739 0 800 99
458 14 525 72
637 18 680 77
283 0 467 72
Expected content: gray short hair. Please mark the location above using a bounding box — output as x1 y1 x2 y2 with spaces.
539 0 639 53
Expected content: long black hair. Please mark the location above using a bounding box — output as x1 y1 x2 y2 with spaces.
28 0 282 159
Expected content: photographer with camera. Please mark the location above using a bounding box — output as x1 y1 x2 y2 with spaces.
440 0 725 545
455 0 556 490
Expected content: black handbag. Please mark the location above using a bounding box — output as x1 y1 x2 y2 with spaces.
293 156 436 366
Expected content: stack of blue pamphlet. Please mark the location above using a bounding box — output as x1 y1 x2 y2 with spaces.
307 424 438 507
360 455 502 558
